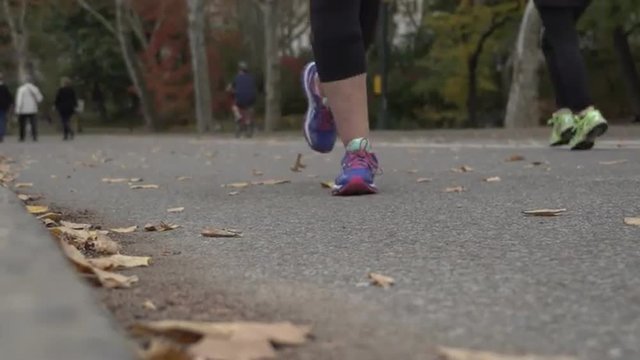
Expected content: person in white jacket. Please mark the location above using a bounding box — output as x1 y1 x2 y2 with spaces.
15 79 43 142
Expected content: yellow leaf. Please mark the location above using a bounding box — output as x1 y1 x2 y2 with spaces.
523 208 567 217
201 227 242 238
26 205 49 214
623 217 640 226
88 254 151 270
167 207 185 213
437 346 576 360
368 272 395 288
110 225 138 234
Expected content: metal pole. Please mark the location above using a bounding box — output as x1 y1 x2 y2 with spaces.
376 0 389 130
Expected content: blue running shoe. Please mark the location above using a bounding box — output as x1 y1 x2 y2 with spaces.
302 62 337 153
333 140 379 196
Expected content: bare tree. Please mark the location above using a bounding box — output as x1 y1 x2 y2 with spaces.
1 0 31 81
188 0 214 133
505 0 542 128
254 0 281 132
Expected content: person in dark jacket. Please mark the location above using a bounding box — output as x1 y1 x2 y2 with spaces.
0 73 13 143
230 62 257 138
54 77 78 140
534 0 608 150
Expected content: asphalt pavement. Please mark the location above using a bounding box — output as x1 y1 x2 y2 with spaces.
1 128 639 360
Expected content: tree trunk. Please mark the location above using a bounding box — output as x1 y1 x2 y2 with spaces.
2 0 30 82
613 26 640 122
263 0 281 132
115 0 157 131
188 0 214 133
467 56 479 127
505 0 542 128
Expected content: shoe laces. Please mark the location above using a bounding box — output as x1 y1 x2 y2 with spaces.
343 151 381 174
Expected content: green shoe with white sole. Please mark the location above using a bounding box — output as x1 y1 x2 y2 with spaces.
548 108 576 146
569 106 608 151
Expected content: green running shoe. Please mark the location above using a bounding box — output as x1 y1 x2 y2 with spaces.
569 106 608 151
548 108 576 146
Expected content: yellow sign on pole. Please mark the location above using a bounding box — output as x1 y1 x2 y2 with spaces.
373 74 382 95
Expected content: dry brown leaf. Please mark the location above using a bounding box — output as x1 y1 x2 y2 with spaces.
131 184 160 190
228 191 240 196
223 182 251 189
41 218 58 228
451 165 474 173
143 300 158 311
623 217 640 226
167 207 185 213
17 193 41 202
60 220 91 230
437 346 576 360
190 337 276 360
26 205 49 214
37 212 63 221
201 227 242 238
59 241 137 288
94 268 139 289
523 208 567 217
252 179 291 186
599 159 627 165
145 222 180 232
129 177 143 183
92 233 121 255
110 225 138 234
59 240 94 273
484 176 501 183
416 178 432 183
290 153 307 172
368 272 395 288
506 155 526 162
15 182 33 188
88 254 151 270
445 186 466 193
138 339 189 360
177 176 192 181
131 321 311 347
252 169 264 177
102 178 129 184
320 181 335 189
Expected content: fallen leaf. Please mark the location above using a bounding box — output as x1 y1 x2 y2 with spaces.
252 169 264 177
201 227 242 238
26 205 49 214
599 159 627 165
320 181 335 189
177 176 192 181
94 268 139 289
252 179 291 186
131 321 311 347
129 177 143 183
290 153 307 172
451 165 474 173
15 182 33 188
88 254 151 270
484 176 501 183
223 182 251 189
145 222 180 232
167 207 185 213
437 346 576 360
41 218 58 228
59 241 137 289
445 186 466 193
416 178 432 183
228 191 240 196
17 193 41 202
143 300 158 311
190 337 276 360
37 212 63 221
131 184 160 190
506 155 526 162
102 178 129 184
368 272 395 289
623 217 640 226
138 339 189 360
406 169 419 174
110 225 138 234
523 208 567 217
92 233 121 255
60 220 91 230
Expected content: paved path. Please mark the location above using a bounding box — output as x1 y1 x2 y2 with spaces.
1 129 639 360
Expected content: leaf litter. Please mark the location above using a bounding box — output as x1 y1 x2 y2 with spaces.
26 205 49 214
368 272 395 288
88 254 151 270
623 217 640 226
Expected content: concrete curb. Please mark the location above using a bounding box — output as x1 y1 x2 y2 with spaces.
0 186 133 360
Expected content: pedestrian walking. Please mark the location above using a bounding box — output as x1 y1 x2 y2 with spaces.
229 61 257 138
535 0 608 150
54 77 78 140
0 73 13 143
302 0 381 195
15 77 43 142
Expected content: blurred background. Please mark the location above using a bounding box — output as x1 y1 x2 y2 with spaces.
0 0 638 133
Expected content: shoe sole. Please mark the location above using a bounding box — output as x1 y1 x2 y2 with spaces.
302 63 334 154
571 123 608 151
332 177 378 196
550 127 575 147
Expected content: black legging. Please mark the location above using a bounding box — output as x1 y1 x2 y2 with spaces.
310 0 380 82
537 5 593 112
